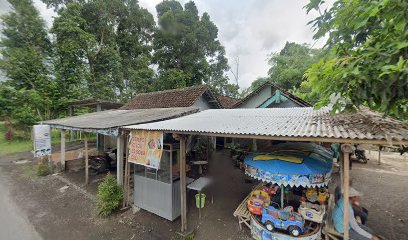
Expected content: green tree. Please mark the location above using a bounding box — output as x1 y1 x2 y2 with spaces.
49 0 155 102
153 0 237 96
0 0 56 130
268 42 322 90
304 0 408 118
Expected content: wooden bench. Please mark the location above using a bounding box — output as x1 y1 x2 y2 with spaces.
233 182 265 230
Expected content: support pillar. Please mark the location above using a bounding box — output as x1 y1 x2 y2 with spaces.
84 133 89 185
378 146 382 165
180 135 187 232
116 134 124 186
341 144 353 240
251 139 257 152
60 129 66 171
69 106 75 141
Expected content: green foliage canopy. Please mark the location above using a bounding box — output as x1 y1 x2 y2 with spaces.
304 0 408 118
0 0 56 129
268 42 322 90
153 1 238 97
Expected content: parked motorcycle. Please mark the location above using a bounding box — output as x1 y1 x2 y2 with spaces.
353 145 369 164
89 149 117 175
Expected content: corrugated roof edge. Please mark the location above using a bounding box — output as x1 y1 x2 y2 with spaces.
40 107 200 130
122 108 408 146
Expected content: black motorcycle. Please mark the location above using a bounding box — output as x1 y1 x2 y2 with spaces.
353 145 368 164
89 149 117 175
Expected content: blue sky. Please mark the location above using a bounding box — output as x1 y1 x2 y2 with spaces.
1 0 331 88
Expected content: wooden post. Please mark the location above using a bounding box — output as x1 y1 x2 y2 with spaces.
341 144 353 240
180 135 187 232
84 132 89 185
69 106 75 141
378 146 382 165
123 133 130 208
339 150 344 188
60 129 66 171
251 139 257 152
116 134 124 186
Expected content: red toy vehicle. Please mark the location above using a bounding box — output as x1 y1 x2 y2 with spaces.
247 190 270 215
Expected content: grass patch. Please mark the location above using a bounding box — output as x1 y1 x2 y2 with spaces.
0 122 33 155
0 121 67 156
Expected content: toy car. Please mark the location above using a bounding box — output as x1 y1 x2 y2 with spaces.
261 206 305 237
298 201 325 223
247 190 270 215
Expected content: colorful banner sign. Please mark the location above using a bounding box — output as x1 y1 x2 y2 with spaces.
128 130 163 169
33 125 51 157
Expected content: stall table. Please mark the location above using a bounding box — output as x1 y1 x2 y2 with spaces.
187 177 212 218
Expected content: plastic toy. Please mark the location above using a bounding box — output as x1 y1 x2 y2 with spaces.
317 188 328 205
261 205 305 237
247 190 270 215
298 201 325 223
306 188 317 202
260 185 278 196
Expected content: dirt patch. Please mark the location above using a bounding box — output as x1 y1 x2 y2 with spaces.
0 150 407 240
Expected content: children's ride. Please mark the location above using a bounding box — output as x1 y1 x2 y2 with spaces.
247 190 271 215
261 205 305 237
298 201 325 223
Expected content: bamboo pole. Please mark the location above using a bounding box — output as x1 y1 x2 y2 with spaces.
60 129 66 171
341 144 353 240
123 133 130 208
84 132 89 185
116 135 124 186
180 135 187 232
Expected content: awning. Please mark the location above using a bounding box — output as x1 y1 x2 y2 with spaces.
41 107 199 136
123 108 408 145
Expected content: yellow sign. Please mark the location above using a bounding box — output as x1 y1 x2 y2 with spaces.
128 130 163 169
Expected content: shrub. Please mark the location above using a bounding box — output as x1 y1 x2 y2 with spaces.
36 158 50 176
97 173 123 217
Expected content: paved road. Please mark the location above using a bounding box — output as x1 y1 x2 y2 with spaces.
0 168 41 240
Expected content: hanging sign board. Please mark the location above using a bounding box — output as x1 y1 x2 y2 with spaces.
128 130 163 169
33 125 51 157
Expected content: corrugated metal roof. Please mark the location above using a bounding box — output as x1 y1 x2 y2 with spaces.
42 107 199 130
123 108 408 145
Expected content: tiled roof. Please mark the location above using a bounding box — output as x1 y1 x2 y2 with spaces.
217 96 240 108
233 82 312 108
120 85 221 110
123 108 408 145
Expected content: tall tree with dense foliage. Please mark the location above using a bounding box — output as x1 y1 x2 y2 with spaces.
49 0 155 102
268 42 322 90
304 0 408 118
0 0 56 132
153 0 238 96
